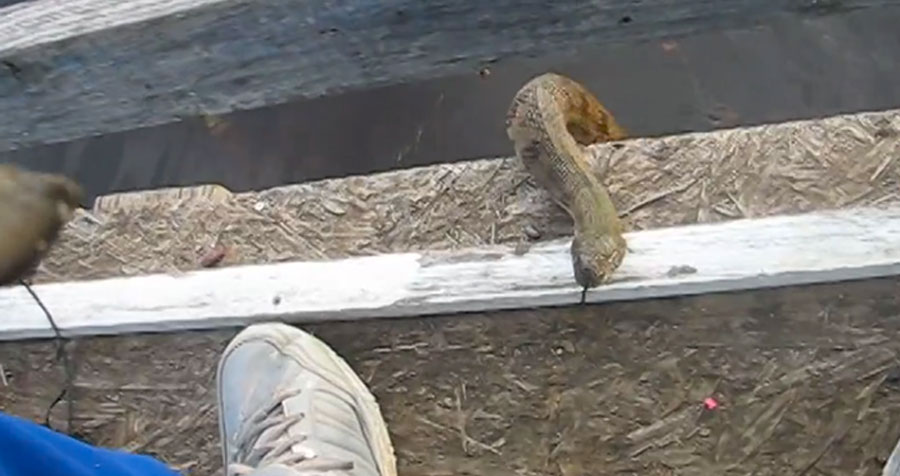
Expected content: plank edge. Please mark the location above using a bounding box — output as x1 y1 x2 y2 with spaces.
3 203 900 341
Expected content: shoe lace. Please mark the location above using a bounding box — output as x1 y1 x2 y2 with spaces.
228 388 355 475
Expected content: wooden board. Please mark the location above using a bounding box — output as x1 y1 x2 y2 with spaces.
5 204 900 341
1 0 898 152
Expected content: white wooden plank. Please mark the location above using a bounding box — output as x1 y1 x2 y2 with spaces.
2 204 900 341
1 0 898 151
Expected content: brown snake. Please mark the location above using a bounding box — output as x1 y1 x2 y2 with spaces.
506 73 628 300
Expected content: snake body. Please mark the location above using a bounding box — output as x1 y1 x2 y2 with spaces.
506 73 628 293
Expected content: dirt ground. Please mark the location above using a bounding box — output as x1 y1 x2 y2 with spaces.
3 276 900 475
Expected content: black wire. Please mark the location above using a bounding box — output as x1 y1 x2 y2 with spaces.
20 279 73 435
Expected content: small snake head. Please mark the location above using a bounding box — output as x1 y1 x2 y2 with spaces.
38 175 84 209
2 165 85 211
570 234 627 290
26 173 85 223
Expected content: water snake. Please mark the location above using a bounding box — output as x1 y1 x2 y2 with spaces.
506 73 628 300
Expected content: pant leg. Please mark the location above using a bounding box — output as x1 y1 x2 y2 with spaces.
0 412 181 476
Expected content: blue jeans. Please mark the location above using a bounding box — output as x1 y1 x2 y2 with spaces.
0 412 179 476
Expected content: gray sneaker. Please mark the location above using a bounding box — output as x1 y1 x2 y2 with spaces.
885 436 900 476
216 323 397 476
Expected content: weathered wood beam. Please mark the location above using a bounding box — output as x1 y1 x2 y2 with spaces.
4 203 900 341
0 0 897 152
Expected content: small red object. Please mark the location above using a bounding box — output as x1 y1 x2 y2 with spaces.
200 244 227 268
703 397 719 410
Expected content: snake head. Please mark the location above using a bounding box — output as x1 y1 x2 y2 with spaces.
1 166 85 211
22 172 85 224
37 174 84 210
570 234 627 289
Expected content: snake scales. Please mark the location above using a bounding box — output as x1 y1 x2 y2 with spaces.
506 73 628 298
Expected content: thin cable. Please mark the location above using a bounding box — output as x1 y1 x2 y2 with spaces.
20 279 73 435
